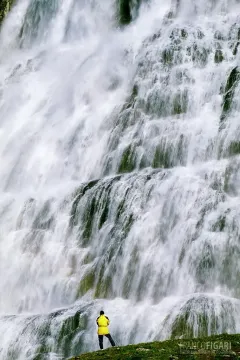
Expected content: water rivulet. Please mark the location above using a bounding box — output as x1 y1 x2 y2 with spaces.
1 0 240 358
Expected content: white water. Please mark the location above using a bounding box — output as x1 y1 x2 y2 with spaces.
1 0 240 358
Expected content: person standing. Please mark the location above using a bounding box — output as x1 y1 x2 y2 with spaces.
96 310 116 350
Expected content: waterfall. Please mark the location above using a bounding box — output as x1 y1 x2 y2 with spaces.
1 0 240 358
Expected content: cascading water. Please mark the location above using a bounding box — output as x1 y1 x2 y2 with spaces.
1 0 240 358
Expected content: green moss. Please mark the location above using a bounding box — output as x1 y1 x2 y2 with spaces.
171 311 195 339
98 196 110 229
212 216 226 232
224 166 231 194
68 334 240 360
122 247 139 297
70 179 99 227
123 84 139 110
233 42 240 56
31 320 52 360
170 309 212 339
152 146 171 169
225 67 239 94
82 197 96 245
116 199 126 220
162 48 174 65
192 46 209 67
33 344 51 360
98 202 109 229
172 89 188 114
228 141 240 156
144 87 188 118
118 145 136 174
122 213 134 236
57 310 88 358
77 270 96 296
221 67 240 122
214 49 224 63
94 266 113 299
115 191 131 222
0 0 15 26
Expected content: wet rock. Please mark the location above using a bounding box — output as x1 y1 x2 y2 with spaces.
220 66 240 122
117 0 142 26
118 144 137 173
214 49 224 63
0 0 15 25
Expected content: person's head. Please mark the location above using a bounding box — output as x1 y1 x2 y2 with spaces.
100 310 104 315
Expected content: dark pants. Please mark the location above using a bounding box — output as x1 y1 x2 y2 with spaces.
98 334 115 349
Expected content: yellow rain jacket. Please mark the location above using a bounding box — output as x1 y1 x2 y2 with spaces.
96 314 110 335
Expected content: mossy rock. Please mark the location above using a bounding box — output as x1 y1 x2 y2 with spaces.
118 144 137 173
81 196 97 245
228 24 240 41
70 174 130 252
0 0 15 25
57 310 88 357
70 179 99 227
181 28 188 38
122 246 139 297
220 66 240 122
171 311 196 339
214 49 224 63
169 296 234 339
152 146 171 169
117 0 142 26
94 267 113 299
77 270 96 297
123 84 139 111
162 48 174 66
170 27 188 43
233 41 240 56
211 216 226 232
98 196 110 229
228 141 240 156
172 89 188 114
191 45 209 67
144 89 188 118
80 182 114 243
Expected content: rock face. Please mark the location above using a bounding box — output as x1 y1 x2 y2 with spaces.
0 0 15 26
117 0 142 25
